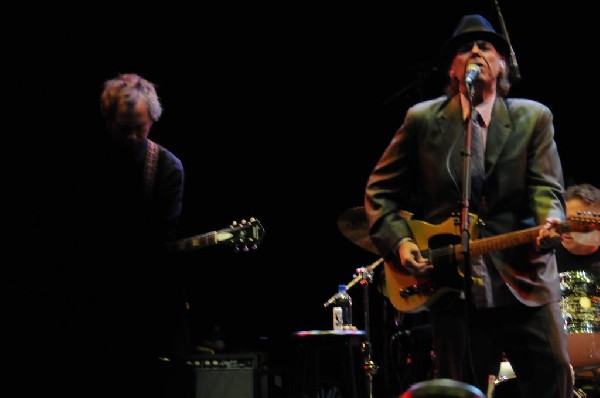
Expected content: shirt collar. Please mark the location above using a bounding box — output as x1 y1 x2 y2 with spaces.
459 93 495 126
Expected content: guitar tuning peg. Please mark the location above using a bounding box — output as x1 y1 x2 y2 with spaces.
243 245 250 252
251 244 258 250
241 219 247 224
249 217 256 222
234 245 240 253
231 220 238 227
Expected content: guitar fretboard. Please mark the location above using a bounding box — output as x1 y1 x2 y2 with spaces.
167 232 217 253
463 226 541 260
420 221 592 263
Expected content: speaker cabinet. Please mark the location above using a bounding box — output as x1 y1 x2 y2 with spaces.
187 353 267 398
195 368 254 398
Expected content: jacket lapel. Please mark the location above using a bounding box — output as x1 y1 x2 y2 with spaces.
484 98 511 178
438 95 467 181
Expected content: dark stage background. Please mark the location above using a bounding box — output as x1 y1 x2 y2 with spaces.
7 1 599 396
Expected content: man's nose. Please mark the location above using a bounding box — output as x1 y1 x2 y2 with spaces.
469 43 482 54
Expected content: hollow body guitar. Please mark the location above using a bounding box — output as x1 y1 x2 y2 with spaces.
385 212 600 313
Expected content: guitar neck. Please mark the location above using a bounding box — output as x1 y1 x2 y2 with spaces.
167 231 218 253
455 225 543 261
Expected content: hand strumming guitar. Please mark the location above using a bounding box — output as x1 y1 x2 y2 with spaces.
398 238 433 274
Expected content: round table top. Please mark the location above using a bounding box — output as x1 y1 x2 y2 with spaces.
292 329 366 337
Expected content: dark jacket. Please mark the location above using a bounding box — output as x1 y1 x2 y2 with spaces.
365 94 566 307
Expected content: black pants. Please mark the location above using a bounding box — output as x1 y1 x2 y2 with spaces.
429 296 573 398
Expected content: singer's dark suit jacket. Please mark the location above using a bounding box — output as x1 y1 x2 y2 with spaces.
365 93 566 307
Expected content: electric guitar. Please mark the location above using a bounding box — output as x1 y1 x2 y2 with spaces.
385 212 600 313
166 217 265 253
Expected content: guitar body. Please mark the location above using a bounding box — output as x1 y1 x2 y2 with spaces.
385 213 479 313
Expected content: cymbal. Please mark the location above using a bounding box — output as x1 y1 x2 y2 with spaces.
337 206 379 255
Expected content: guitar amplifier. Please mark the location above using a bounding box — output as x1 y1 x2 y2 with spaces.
185 353 267 398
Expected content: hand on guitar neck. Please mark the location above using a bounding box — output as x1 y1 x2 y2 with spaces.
535 217 563 252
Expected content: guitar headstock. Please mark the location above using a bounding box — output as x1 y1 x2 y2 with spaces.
219 217 265 252
566 211 600 233
566 211 600 246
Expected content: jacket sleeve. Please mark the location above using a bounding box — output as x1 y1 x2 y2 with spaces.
364 108 419 260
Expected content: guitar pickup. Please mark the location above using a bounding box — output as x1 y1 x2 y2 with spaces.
399 284 433 298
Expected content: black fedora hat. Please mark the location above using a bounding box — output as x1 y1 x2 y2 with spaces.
441 14 510 63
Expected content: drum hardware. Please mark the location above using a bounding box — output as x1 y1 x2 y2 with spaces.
389 321 435 392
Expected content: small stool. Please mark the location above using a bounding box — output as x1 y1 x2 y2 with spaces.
291 330 368 398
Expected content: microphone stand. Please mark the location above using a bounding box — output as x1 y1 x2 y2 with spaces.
323 258 383 398
354 262 381 398
461 83 477 386
494 0 521 82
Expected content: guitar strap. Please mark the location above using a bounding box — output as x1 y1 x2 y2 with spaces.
143 139 159 197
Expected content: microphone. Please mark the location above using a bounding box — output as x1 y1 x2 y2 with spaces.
465 64 481 85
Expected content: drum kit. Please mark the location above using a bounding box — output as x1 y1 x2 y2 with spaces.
495 269 600 397
336 206 600 397
561 271 600 369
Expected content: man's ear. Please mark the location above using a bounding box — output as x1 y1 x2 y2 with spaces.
499 59 506 72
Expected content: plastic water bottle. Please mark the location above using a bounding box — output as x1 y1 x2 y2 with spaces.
332 284 352 330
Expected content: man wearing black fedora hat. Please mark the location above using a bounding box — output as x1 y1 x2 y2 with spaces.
365 14 573 398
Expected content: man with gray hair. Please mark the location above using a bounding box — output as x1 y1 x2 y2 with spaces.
55 73 189 397
365 14 571 397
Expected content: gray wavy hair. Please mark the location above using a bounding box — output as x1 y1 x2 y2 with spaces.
566 183 600 205
100 73 163 122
